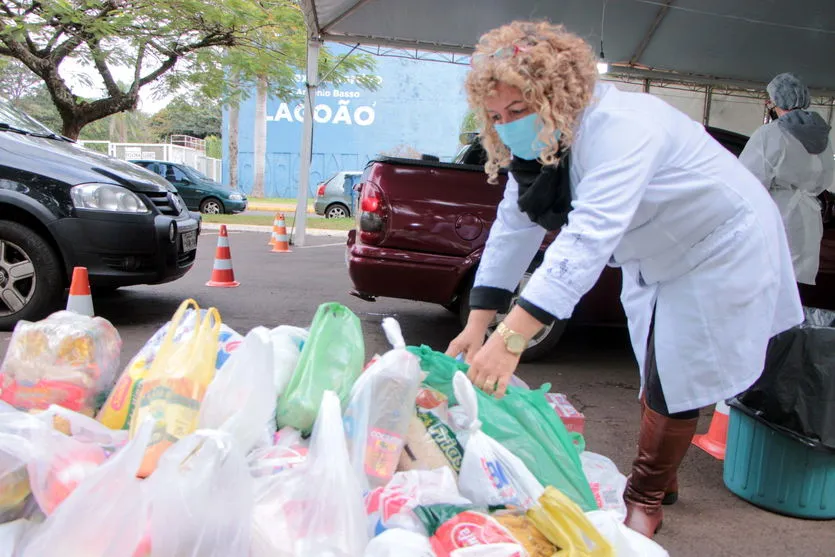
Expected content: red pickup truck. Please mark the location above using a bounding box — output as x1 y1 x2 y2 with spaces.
346 129 835 361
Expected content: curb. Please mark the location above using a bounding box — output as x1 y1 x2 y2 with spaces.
201 222 348 237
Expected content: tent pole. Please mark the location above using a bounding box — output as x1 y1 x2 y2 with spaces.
294 38 322 248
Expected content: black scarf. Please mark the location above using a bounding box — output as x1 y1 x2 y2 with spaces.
509 150 572 231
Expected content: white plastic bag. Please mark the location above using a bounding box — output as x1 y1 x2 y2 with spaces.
198 327 277 453
580 451 628 520
0 519 32 557
586 510 670 557
344 318 422 492
147 430 253 557
269 325 309 396
364 528 435 556
251 390 368 557
19 419 154 557
452 372 545 509
365 467 472 536
248 426 309 478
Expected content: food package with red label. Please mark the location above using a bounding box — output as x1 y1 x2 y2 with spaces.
0 311 122 416
415 386 450 422
414 505 526 557
544 393 585 435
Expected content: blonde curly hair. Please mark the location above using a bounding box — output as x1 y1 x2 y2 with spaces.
466 21 599 183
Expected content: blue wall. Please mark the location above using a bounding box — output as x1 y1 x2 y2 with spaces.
222 47 471 198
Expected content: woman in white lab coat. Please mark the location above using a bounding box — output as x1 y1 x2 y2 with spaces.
446 21 803 538
740 72 834 285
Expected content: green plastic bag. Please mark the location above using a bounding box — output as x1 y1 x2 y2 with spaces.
276 303 365 433
408 345 598 511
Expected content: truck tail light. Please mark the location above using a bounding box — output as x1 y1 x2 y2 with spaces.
316 184 326 197
358 182 386 243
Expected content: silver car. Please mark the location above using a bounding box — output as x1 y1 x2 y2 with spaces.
314 171 362 218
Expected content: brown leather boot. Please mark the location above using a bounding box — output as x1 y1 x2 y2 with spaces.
639 400 679 506
624 404 699 538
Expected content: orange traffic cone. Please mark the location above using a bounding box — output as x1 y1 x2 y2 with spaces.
66 267 94 316
268 212 280 246
206 225 240 287
271 213 291 253
692 399 730 460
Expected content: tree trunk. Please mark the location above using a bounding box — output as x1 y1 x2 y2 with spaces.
228 101 240 190
251 75 268 198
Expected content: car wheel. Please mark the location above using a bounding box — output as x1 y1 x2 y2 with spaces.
325 203 350 219
459 269 567 363
0 221 64 331
200 197 224 214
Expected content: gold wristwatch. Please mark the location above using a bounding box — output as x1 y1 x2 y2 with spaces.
496 322 527 356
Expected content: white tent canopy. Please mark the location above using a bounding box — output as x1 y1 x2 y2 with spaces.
291 0 835 243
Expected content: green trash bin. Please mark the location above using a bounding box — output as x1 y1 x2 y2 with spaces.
724 399 835 520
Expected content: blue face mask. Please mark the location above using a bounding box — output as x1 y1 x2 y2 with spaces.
494 113 561 160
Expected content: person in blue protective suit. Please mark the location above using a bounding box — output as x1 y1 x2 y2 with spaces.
445 20 803 538
740 72 835 285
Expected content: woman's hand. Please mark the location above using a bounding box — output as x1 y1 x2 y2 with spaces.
446 309 496 363
466 332 521 398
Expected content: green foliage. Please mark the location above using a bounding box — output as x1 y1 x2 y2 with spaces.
205 135 222 159
460 110 480 134
148 94 221 140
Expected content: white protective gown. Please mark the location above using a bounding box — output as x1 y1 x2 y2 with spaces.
475 82 803 413
739 117 835 285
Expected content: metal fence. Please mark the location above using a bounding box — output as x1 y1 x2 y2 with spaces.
77 140 223 182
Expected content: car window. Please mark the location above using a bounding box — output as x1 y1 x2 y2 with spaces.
0 101 55 135
166 165 188 183
144 162 163 176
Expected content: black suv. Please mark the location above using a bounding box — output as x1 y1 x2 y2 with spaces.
0 101 200 329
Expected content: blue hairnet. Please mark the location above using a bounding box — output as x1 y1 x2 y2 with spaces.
767 73 810 110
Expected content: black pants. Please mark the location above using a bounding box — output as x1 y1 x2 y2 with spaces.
645 318 700 420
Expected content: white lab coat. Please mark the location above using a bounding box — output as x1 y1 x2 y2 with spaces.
475 83 803 413
739 119 835 284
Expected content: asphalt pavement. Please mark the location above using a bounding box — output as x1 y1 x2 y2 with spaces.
2 230 832 556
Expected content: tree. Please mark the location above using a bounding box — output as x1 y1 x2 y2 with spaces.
251 76 268 197
148 94 221 140
0 0 374 139
460 110 479 135
0 58 39 102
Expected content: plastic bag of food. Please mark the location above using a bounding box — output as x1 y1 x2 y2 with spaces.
453 372 544 509
416 386 450 422
527 487 612 557
270 325 309 396
147 430 252 557
410 345 597 511
0 311 121 415
492 512 558 557
97 300 242 430
344 318 422 492
365 467 471 536
585 510 669 557
18 420 154 557
398 410 464 476
198 326 277 453
414 505 526 557
251 391 368 557
40 404 127 453
129 305 222 478
364 528 435 557
580 451 628 520
25 425 107 515
0 434 33 524
276 303 365 433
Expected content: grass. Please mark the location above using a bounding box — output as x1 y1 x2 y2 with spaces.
248 197 314 207
202 213 354 231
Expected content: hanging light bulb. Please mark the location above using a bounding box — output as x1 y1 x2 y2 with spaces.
597 59 609 74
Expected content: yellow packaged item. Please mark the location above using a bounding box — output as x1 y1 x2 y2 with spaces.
97 300 199 430
493 512 558 556
128 302 221 478
527 486 613 557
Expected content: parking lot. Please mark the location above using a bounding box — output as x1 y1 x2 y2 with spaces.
4 229 832 556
